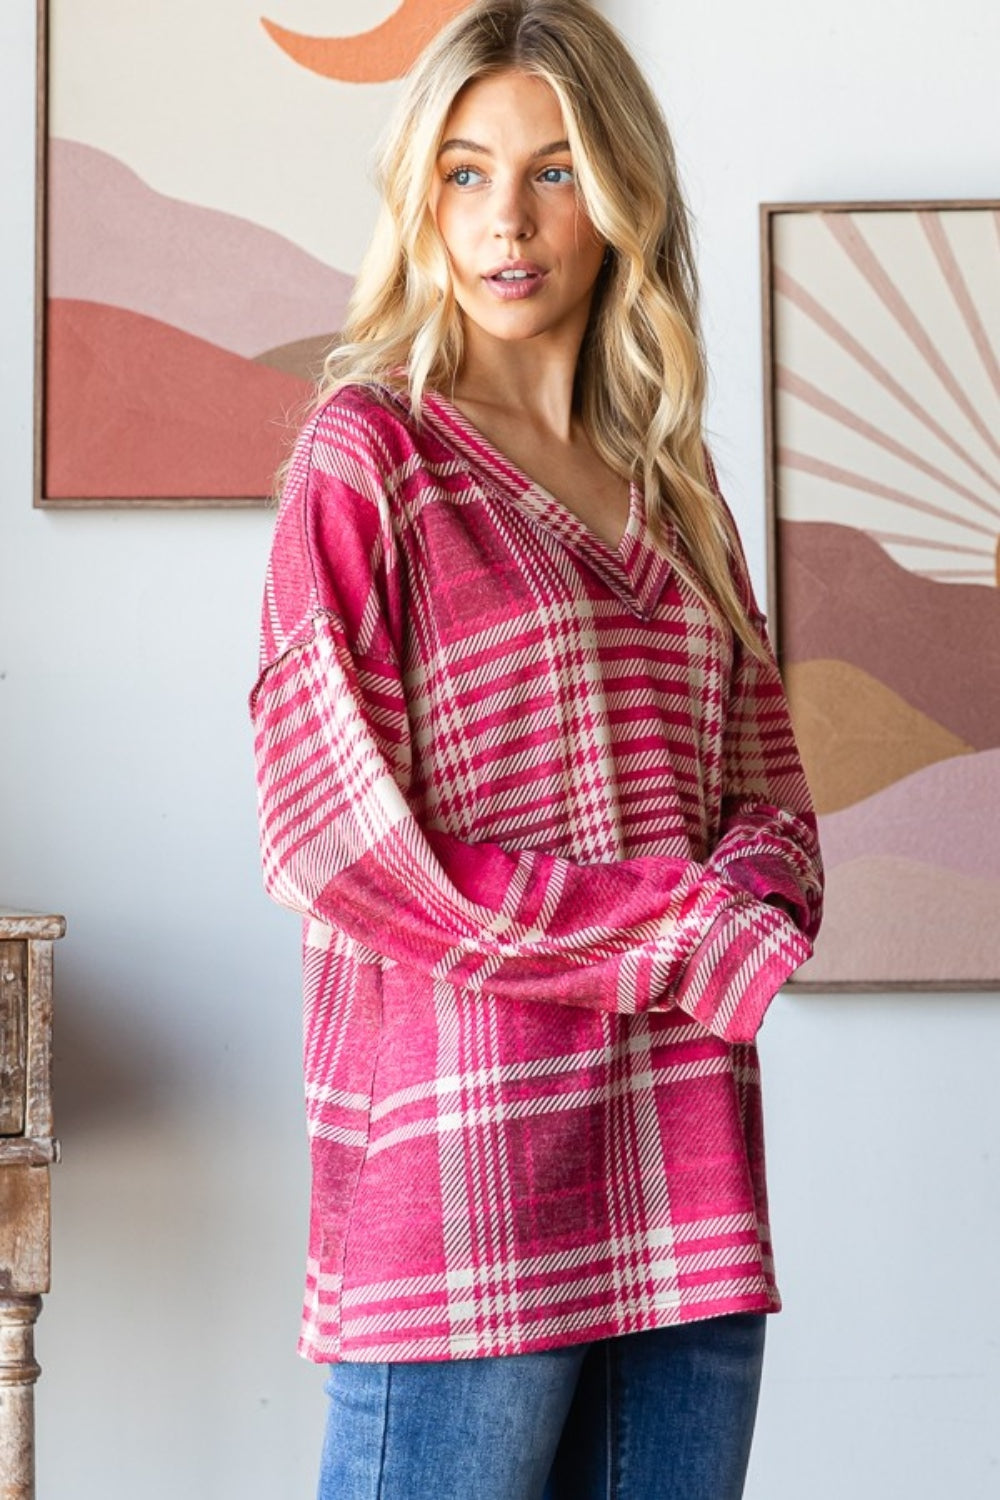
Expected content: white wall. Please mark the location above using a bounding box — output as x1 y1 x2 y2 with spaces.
2 1 998 1496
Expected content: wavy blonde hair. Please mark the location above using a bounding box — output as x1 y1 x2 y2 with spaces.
318 0 761 654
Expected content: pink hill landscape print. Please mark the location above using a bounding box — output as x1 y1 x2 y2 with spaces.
767 203 1000 986
38 0 475 504
43 139 350 502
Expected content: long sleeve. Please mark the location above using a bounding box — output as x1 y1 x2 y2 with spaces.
699 461 823 939
251 395 815 1042
672 596 823 1034
708 605 823 928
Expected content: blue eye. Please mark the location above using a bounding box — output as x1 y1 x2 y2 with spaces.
446 165 486 187
539 166 574 184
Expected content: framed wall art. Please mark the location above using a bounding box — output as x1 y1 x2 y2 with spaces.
34 0 472 507
762 199 1000 988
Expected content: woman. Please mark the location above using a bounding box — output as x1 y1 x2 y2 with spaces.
251 2 823 1496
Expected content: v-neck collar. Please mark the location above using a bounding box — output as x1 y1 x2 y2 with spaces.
409 387 677 620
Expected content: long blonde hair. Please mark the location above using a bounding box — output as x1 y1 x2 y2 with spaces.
319 0 761 654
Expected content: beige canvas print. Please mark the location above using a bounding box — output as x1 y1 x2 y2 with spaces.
36 0 472 505
763 200 1000 987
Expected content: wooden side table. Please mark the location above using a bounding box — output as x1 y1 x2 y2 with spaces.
0 912 64 1500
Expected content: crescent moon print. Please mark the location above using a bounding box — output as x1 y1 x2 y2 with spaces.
261 0 475 83
768 203 1000 987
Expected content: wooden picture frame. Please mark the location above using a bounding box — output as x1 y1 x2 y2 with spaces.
33 0 478 507
761 199 1000 989
34 3 315 508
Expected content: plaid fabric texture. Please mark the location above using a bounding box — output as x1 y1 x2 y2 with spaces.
251 385 823 1363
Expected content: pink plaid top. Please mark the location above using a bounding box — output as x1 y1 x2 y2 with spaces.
251 383 823 1364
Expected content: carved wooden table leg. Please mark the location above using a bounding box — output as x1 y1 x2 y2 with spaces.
0 1296 42 1500
1 913 63 1500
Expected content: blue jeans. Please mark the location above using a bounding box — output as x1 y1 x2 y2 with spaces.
318 1313 766 1499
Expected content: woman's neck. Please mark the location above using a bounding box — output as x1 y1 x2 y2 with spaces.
451 328 583 442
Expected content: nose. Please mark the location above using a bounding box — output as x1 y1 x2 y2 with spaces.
491 177 534 243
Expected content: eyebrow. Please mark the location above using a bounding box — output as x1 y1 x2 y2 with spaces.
437 137 572 159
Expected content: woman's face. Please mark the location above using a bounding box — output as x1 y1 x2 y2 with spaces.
429 70 606 353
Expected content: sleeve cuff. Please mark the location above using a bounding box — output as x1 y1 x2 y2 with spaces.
711 852 817 934
670 901 814 1043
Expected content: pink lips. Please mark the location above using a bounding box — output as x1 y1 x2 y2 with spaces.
482 259 547 301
